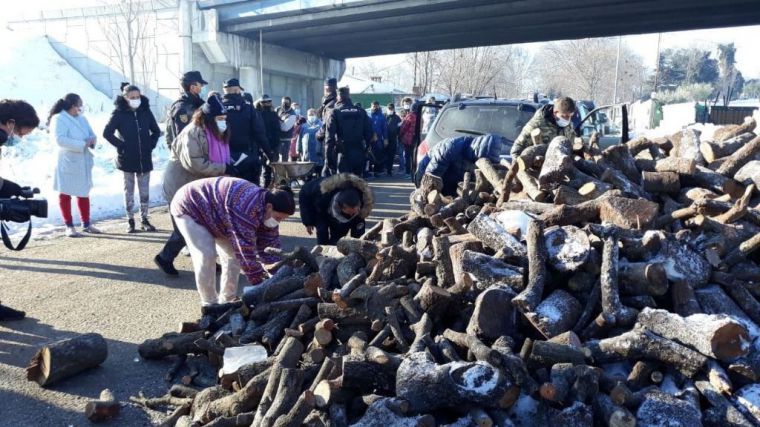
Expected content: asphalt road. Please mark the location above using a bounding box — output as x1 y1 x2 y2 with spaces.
0 175 414 427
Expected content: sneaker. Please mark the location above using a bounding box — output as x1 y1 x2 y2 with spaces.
141 219 156 232
82 225 102 234
0 303 25 321
154 254 179 276
65 226 82 238
127 219 136 234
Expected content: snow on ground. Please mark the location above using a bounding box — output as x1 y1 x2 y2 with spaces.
0 30 170 237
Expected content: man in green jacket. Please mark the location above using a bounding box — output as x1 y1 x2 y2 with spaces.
511 96 577 158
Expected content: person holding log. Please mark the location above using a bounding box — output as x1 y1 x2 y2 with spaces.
299 173 374 245
510 97 577 157
415 134 505 196
170 176 296 307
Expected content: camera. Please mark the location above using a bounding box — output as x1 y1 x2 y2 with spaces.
1 187 48 251
0 187 48 222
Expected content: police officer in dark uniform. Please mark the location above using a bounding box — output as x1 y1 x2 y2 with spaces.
256 94 283 187
325 86 373 176
318 78 338 176
221 78 273 185
165 71 207 148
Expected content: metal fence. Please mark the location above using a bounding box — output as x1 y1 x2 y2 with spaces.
709 106 758 125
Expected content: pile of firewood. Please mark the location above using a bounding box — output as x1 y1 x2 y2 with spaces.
131 119 760 427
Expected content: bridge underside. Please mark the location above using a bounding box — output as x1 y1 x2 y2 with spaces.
199 0 760 59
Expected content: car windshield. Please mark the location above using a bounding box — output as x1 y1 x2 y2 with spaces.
433 104 535 149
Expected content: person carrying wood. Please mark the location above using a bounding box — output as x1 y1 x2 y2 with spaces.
415 133 505 196
510 96 577 158
299 173 374 245
170 176 296 307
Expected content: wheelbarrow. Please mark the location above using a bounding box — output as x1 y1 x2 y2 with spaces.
269 161 316 188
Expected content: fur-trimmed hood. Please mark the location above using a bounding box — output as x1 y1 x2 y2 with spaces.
113 94 152 112
319 173 374 219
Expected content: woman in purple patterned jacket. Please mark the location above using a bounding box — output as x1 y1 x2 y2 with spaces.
171 176 296 306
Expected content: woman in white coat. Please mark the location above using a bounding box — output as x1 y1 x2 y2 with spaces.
48 93 100 237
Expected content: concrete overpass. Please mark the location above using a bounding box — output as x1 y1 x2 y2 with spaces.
200 0 760 59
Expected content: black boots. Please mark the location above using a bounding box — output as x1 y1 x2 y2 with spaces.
154 254 179 276
127 218 136 234
141 219 157 232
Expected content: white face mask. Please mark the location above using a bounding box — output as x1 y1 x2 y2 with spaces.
556 117 570 127
128 98 141 109
307 115 317 124
217 120 227 133
264 217 279 228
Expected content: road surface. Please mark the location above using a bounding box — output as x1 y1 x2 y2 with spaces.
0 176 413 427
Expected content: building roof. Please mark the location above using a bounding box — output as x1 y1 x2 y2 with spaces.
338 75 409 95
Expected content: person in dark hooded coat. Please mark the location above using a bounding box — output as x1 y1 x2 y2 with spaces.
415 133 505 197
298 173 374 245
103 82 161 233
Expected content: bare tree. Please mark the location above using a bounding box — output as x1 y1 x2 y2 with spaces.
532 38 648 104
95 0 154 86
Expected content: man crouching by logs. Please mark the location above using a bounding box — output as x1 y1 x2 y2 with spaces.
510 96 577 158
170 176 296 307
299 173 374 245
415 133 505 196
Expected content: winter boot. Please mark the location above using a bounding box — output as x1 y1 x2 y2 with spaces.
141 219 157 232
126 219 136 233
154 254 179 276
0 303 26 321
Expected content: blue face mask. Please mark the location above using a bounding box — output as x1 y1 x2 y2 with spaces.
307 115 317 124
294 108 301 115
199 85 209 99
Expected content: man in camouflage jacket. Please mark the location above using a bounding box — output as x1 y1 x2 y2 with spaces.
510 96 577 158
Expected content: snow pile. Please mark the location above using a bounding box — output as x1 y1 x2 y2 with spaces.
0 30 170 236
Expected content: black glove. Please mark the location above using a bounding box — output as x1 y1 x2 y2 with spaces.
225 163 240 177
0 179 22 198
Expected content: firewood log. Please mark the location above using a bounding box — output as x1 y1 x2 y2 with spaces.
512 219 548 313
528 341 588 368
587 328 708 377
538 136 574 189
694 380 754 427
593 393 636 427
85 389 120 423
540 363 576 404
466 214 527 261
723 231 760 268
197 368 269 423
681 165 745 198
442 329 501 366
396 352 510 412
527 289 582 339
635 389 702 427
636 157 696 175
432 236 455 287
25 333 108 387
713 117 756 142
599 232 638 326
252 337 304 427
600 144 641 183
336 237 378 261
716 134 760 178
460 250 524 291
544 225 591 273
642 171 681 194
260 368 305 427
637 307 750 361
466 286 516 342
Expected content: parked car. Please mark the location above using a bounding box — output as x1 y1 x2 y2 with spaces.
412 98 630 184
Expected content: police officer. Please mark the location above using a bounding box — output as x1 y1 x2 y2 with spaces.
318 78 338 176
221 78 273 185
166 71 207 148
324 86 373 176
276 96 297 162
256 94 282 187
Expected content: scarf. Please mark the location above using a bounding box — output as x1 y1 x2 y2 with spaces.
205 127 230 164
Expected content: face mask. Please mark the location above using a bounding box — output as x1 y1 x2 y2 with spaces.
294 108 301 115
217 120 227 133
556 117 570 127
199 86 209 99
403 104 411 110
307 115 317 124
264 217 279 228
128 98 141 109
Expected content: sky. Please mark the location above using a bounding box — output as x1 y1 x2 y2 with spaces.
5 2 760 79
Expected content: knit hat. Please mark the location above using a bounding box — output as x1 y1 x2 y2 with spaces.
201 93 225 116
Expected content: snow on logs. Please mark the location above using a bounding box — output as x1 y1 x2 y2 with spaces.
131 124 760 426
